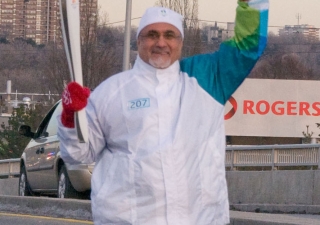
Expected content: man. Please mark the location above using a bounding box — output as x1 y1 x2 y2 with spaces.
58 1 269 224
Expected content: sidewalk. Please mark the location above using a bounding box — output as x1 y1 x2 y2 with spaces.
230 210 320 225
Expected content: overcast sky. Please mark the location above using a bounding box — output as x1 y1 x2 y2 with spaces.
98 0 320 34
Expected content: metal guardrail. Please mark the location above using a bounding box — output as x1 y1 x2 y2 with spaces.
226 144 320 170
0 144 320 177
0 158 20 178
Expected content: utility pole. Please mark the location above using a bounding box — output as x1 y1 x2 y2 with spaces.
123 0 132 71
296 13 301 25
0 95 2 115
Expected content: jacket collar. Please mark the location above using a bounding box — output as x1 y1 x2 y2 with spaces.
133 56 180 85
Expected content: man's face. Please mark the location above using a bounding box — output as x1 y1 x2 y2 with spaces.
137 23 183 69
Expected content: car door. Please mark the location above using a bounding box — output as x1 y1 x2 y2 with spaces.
39 104 62 190
36 103 62 189
24 139 42 187
26 102 61 191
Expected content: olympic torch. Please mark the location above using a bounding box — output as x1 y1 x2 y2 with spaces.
59 0 88 143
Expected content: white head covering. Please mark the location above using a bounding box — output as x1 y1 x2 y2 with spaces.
136 7 184 38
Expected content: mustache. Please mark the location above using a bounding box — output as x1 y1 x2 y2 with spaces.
152 47 169 54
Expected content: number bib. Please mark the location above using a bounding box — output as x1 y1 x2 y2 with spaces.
128 98 150 110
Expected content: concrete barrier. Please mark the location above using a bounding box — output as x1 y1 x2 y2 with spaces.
3 171 320 224
0 178 18 196
1 195 320 225
4 171 320 207
226 170 320 207
4 171 320 209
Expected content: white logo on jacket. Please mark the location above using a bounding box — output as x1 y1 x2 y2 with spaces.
62 88 72 105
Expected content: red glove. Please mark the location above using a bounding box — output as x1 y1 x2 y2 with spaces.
61 82 91 128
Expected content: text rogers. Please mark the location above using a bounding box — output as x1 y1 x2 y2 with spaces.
243 100 320 116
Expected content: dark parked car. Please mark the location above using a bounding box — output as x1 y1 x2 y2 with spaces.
18 101 93 199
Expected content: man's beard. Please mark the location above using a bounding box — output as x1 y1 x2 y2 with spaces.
149 56 171 69
149 48 172 69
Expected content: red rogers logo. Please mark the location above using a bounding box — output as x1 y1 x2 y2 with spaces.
244 100 320 116
224 96 238 120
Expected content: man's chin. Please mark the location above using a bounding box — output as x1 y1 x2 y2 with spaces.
149 57 172 69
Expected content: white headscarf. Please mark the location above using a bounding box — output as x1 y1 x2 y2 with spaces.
136 7 184 38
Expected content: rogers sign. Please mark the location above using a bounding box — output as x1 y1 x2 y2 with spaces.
224 79 320 138
224 96 237 120
224 98 320 119
243 100 320 116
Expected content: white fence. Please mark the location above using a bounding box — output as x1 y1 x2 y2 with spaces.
0 158 20 178
0 144 320 177
226 144 320 170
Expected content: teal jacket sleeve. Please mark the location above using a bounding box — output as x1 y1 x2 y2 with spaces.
180 0 269 105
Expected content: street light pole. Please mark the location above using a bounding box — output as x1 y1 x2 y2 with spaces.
123 0 132 71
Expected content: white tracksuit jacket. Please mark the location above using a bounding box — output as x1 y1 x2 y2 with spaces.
58 1 269 224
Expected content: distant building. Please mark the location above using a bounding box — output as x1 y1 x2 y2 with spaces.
0 0 97 45
207 22 235 43
279 24 320 41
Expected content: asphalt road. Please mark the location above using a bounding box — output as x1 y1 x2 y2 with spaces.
0 212 93 225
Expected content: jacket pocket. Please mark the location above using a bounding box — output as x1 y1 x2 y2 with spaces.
200 138 227 207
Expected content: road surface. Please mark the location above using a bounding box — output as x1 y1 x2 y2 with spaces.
0 212 93 225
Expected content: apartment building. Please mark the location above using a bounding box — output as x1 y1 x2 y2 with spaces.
0 0 97 44
279 24 320 41
207 22 235 43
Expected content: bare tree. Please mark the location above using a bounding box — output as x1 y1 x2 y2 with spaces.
250 34 319 80
0 39 47 95
38 0 123 94
77 0 122 89
156 0 198 29
251 53 315 80
38 43 70 94
156 0 202 57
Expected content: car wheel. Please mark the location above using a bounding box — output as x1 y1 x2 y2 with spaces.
19 165 33 196
58 165 80 199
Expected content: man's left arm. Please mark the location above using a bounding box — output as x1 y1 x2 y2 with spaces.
180 0 269 105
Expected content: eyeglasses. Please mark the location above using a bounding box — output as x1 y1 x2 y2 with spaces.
139 30 182 42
